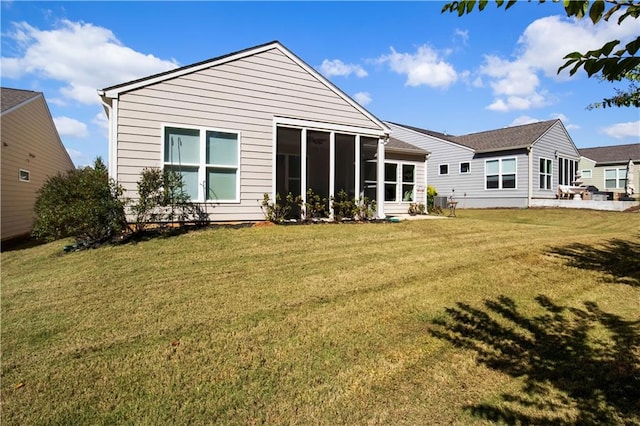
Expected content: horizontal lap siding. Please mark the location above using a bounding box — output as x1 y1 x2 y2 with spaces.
531 122 580 199
115 47 381 221
1 98 75 240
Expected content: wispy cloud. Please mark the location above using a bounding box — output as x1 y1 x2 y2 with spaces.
353 91 372 106
54 116 88 137
601 121 640 139
377 44 457 89
319 59 368 78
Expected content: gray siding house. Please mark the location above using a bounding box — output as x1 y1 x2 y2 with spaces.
387 119 581 208
99 41 428 221
578 143 640 199
1 88 75 243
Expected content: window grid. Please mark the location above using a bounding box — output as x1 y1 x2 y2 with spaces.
485 158 517 190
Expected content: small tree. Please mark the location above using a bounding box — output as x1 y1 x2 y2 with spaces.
32 157 127 246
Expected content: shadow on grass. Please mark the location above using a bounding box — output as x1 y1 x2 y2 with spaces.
429 295 640 425
549 236 640 287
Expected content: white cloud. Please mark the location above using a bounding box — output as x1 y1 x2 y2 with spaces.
510 113 580 130
319 59 367 78
509 116 540 126
377 45 457 89
53 116 88 137
92 111 109 130
550 112 580 130
454 28 469 45
1 19 178 105
353 91 372 106
479 13 638 112
601 121 640 139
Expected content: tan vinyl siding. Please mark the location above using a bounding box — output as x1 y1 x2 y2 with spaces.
1 96 75 241
115 47 382 221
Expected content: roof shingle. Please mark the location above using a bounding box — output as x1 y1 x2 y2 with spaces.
1 87 41 113
579 143 640 164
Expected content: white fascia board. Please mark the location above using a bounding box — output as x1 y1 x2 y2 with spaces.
274 116 387 138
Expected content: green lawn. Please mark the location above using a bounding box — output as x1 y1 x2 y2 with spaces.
2 209 639 425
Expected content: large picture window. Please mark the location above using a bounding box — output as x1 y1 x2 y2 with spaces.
486 158 516 190
539 158 552 190
164 126 239 202
604 168 627 189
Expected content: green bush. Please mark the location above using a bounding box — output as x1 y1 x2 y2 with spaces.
130 168 208 232
260 192 302 223
32 158 127 246
331 189 357 221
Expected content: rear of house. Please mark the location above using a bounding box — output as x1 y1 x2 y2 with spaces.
99 41 428 221
579 144 640 200
387 119 580 208
1 88 75 243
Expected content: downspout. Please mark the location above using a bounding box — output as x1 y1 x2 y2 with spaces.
376 134 388 219
98 93 117 180
527 146 533 207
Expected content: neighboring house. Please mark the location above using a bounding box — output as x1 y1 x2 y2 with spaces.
98 41 428 221
578 143 640 199
387 119 581 208
1 88 76 243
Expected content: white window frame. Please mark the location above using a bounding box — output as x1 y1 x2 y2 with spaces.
19 169 30 182
459 162 470 174
604 168 627 189
162 123 241 203
384 161 416 203
485 157 517 190
539 157 552 190
581 169 592 179
439 163 449 175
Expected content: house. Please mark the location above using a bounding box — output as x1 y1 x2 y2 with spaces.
578 143 640 200
98 41 428 221
1 88 76 244
386 119 582 208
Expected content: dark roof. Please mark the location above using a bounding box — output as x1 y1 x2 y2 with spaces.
1 87 41 113
579 143 640 164
386 137 429 155
454 119 558 152
386 121 459 143
389 119 561 153
101 40 280 92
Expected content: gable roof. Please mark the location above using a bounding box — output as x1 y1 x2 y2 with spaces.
98 40 389 133
579 143 640 164
388 119 562 154
454 119 558 153
1 87 41 114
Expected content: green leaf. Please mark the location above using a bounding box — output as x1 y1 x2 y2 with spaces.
589 0 605 24
600 40 620 56
562 52 582 60
625 37 640 56
478 0 488 11
505 0 517 10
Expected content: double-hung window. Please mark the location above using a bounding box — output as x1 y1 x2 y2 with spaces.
604 168 627 189
402 164 415 201
539 158 552 190
164 126 239 202
486 158 516 189
384 163 398 202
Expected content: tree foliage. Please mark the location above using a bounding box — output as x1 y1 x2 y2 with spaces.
442 0 640 85
32 157 127 245
588 65 640 108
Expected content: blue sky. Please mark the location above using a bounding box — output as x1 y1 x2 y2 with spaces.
2 1 638 167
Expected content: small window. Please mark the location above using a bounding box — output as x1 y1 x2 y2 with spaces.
439 164 449 175
460 162 470 174
581 169 592 179
539 158 552 190
19 169 30 182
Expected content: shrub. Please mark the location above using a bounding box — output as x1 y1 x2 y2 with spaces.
130 168 208 233
427 185 438 208
356 197 377 220
305 188 329 220
260 192 302 223
32 157 127 246
331 189 357 220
